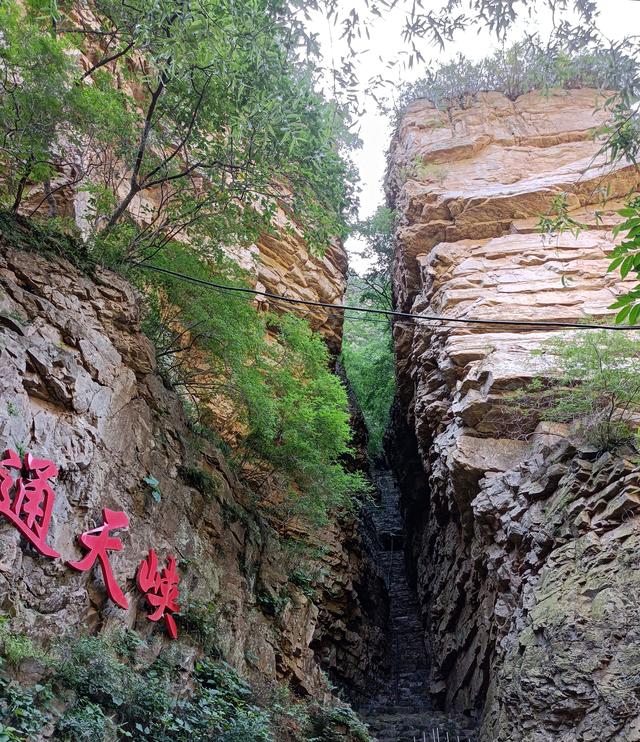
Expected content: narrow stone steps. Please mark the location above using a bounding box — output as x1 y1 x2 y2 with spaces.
362 467 477 742
363 710 476 742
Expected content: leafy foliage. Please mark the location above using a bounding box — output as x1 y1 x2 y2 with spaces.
0 2 125 215
396 36 639 113
537 193 590 240
305 703 371 742
140 242 367 525
608 197 640 324
0 679 52 742
0 628 371 742
351 206 395 282
342 292 395 456
342 206 396 455
1 0 356 258
515 331 640 449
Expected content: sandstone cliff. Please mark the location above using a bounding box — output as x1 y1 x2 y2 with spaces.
387 88 640 740
0 225 385 732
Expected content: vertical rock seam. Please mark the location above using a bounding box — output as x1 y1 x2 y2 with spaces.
362 466 476 741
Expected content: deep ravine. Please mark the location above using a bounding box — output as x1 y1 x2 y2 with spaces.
360 465 477 742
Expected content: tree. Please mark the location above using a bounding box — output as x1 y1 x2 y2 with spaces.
0 2 124 215
142 241 367 526
342 205 396 454
1 0 357 260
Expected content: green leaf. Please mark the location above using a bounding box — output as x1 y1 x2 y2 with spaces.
629 303 640 326
615 304 632 323
620 255 636 279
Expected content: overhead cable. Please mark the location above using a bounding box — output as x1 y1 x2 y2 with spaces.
136 262 640 331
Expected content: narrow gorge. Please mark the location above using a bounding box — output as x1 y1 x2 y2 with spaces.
1 3 640 738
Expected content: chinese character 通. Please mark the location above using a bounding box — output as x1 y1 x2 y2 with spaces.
0 449 60 558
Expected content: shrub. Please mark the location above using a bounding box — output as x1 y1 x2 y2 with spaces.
396 36 638 113
0 620 45 668
290 568 320 600
0 629 370 742
56 701 118 741
140 242 368 525
342 276 395 456
177 465 220 501
0 679 52 741
305 703 372 742
177 598 221 656
514 330 640 449
51 635 276 741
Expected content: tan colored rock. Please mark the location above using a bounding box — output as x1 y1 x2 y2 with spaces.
387 88 640 739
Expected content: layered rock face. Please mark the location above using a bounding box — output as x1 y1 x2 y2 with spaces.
251 230 347 356
387 88 640 739
0 233 384 705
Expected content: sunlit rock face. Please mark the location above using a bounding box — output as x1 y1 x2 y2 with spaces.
387 88 640 740
251 230 347 356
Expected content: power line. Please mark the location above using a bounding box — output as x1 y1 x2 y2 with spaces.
136 262 640 331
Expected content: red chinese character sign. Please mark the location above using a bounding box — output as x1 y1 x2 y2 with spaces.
68 508 130 609
137 549 180 639
1 447 183 639
0 449 60 558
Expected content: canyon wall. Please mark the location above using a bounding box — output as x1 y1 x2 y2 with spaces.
0 222 386 719
387 88 640 740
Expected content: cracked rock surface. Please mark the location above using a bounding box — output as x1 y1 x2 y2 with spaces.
0 241 385 703
386 88 640 740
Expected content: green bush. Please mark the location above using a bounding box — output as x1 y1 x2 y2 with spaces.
305 703 372 742
52 636 275 741
56 701 118 741
177 465 220 501
397 37 638 113
515 330 640 449
0 620 45 668
0 628 370 742
342 276 395 456
177 599 221 656
0 679 52 741
342 205 396 456
140 242 368 525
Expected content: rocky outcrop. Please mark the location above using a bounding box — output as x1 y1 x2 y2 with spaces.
251 231 347 355
387 88 640 739
0 233 382 707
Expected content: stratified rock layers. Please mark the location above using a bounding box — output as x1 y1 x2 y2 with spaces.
387 88 640 740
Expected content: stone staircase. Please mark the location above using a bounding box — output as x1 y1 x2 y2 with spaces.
360 467 476 742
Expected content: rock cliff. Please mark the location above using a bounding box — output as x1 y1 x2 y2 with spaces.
386 88 640 740
0 223 385 728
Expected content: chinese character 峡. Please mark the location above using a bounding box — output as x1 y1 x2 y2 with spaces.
68 508 129 609
0 449 60 558
137 549 180 639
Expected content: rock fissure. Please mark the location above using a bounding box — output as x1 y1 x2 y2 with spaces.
361 465 477 741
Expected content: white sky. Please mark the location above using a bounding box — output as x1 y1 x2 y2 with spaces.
312 0 640 272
